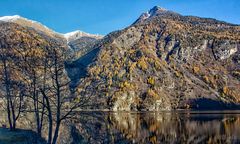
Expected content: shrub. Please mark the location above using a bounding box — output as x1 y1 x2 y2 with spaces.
193 66 200 74
154 60 161 70
147 77 155 86
129 62 137 73
119 81 134 89
147 89 159 100
174 71 181 77
222 86 240 101
137 57 148 70
203 75 210 83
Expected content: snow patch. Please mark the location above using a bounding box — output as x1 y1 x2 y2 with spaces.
139 13 151 20
63 30 103 43
0 15 21 21
0 15 54 33
149 6 167 16
0 15 104 43
137 6 170 22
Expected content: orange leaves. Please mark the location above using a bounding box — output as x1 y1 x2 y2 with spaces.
222 86 240 102
129 62 137 73
147 89 160 100
147 77 155 86
119 81 135 90
193 66 200 74
137 57 148 71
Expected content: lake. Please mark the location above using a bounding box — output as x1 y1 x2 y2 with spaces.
1 111 240 144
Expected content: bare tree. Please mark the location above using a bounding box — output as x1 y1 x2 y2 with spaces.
39 45 86 144
0 31 90 143
0 42 25 131
18 46 47 137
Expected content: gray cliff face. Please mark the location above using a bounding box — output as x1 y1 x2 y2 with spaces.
73 6 240 111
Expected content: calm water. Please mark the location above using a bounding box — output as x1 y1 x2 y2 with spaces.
1 111 240 144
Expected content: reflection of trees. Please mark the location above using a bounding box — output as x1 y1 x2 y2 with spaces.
1 112 240 143
67 112 240 144
109 112 180 143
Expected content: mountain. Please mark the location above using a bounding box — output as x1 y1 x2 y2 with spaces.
0 15 63 40
64 30 102 43
0 21 68 102
65 30 103 59
133 6 178 24
0 15 103 53
0 14 103 87
73 6 240 111
0 6 239 111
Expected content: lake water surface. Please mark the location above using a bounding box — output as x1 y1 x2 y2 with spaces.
1 111 240 144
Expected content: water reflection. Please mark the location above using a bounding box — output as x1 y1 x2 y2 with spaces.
63 112 240 144
1 111 240 144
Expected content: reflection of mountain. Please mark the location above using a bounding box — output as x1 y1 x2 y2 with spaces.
66 112 240 144
1 112 240 143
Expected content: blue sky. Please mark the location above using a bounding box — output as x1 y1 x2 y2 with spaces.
0 0 239 35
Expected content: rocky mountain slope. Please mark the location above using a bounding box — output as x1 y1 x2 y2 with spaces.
0 15 63 40
65 31 103 59
0 15 103 53
0 20 67 107
74 6 240 111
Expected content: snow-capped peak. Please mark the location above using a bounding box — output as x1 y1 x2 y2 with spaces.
133 6 177 24
0 15 54 34
0 15 103 43
64 30 83 39
0 15 22 22
63 30 103 43
149 6 167 15
143 6 169 19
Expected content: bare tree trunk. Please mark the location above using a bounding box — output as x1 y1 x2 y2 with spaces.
52 50 61 144
46 99 53 144
2 59 14 130
52 121 61 144
41 90 53 144
34 94 41 135
6 99 13 130
36 93 45 137
32 73 42 136
9 97 16 130
39 97 45 135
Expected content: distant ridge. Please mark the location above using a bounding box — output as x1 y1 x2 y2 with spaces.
64 30 103 43
0 15 103 42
